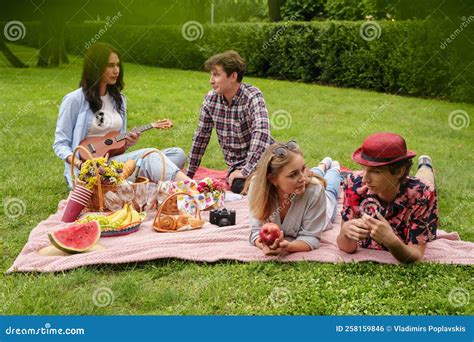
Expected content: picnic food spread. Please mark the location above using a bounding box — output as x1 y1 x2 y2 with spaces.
50 168 233 254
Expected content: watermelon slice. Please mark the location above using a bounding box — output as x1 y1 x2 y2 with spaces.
48 221 100 254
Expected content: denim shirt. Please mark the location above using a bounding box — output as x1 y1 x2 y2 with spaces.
53 88 127 188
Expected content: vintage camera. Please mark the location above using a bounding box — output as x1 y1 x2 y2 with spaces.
209 208 236 227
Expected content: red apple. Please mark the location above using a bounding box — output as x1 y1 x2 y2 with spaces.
259 223 281 246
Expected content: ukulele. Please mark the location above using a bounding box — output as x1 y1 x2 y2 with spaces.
78 119 173 160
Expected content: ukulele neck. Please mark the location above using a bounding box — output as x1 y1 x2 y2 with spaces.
116 124 153 141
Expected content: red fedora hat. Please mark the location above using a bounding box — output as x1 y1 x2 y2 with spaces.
352 132 416 166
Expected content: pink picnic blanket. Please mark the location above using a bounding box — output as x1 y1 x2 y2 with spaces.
193 167 230 190
7 191 474 274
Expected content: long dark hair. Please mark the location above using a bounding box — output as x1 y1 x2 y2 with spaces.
80 43 125 114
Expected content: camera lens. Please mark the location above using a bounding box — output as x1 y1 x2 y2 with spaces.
218 218 231 227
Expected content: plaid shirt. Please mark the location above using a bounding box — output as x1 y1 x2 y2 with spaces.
186 83 273 178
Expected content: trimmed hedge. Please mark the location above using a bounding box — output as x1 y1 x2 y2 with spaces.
18 20 473 103
281 0 472 21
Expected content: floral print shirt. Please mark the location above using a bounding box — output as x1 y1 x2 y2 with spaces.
341 172 438 250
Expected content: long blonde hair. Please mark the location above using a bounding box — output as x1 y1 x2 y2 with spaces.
246 142 326 222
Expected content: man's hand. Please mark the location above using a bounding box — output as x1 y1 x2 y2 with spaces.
228 169 244 186
342 218 371 241
362 212 398 248
363 212 426 263
124 130 140 149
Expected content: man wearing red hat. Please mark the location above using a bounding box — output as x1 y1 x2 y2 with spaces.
337 132 438 263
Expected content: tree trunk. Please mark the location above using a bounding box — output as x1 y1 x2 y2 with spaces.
37 13 69 67
268 0 285 22
37 18 52 67
60 27 69 65
0 39 28 68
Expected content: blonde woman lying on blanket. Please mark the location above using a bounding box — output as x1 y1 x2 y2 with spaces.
247 141 342 255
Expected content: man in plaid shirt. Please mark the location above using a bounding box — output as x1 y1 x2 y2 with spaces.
186 51 273 193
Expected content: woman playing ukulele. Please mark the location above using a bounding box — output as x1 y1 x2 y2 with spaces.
53 43 190 188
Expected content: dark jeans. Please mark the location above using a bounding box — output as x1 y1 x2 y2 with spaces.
231 178 246 194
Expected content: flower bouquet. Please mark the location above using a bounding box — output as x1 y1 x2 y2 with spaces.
78 158 124 189
196 178 225 208
76 157 125 211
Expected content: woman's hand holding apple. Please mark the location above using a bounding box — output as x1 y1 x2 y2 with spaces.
258 223 286 255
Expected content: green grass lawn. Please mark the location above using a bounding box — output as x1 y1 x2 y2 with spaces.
1 44 473 315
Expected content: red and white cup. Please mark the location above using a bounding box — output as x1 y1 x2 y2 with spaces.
61 185 93 222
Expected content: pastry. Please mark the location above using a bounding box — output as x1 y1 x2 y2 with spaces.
121 159 136 179
176 214 189 228
158 216 177 231
188 217 204 229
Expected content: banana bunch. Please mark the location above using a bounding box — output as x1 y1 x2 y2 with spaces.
78 204 144 230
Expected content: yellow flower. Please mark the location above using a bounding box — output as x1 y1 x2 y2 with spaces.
78 157 124 188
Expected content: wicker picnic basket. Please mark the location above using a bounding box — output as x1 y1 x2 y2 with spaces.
140 148 180 214
153 192 203 232
130 175 149 211
101 211 147 237
71 146 112 212
71 146 149 212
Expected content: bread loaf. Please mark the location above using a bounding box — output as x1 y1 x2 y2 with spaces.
121 160 136 179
